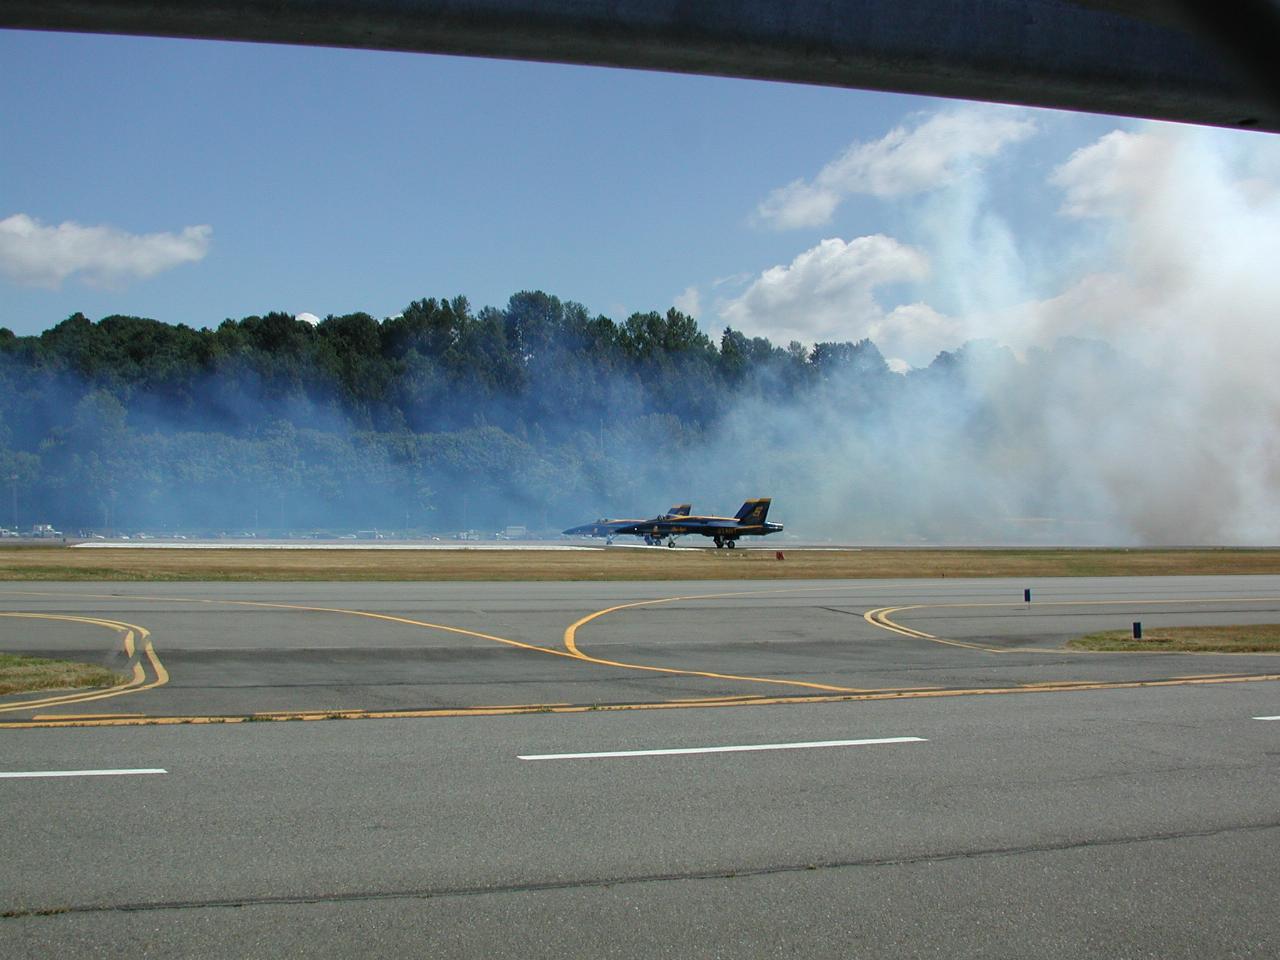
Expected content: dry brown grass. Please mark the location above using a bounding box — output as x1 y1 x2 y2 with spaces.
3 544 1280 581
1069 623 1280 652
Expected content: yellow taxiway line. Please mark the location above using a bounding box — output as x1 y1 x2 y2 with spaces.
863 606 995 651
5 586 1280 728
5 670 1280 728
0 612 168 713
864 597 1280 652
563 589 869 693
3 585 881 699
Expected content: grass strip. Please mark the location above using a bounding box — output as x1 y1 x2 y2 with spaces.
0 653 126 696
1069 624 1280 653
3 546 1280 582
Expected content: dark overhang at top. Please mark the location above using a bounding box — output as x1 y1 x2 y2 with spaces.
2 1 1277 132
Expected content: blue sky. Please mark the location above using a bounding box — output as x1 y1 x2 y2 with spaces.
2 28 1275 371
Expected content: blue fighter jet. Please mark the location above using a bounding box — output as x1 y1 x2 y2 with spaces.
562 504 692 545
564 499 782 548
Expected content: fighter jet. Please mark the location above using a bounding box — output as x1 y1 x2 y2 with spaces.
564 499 782 548
562 504 692 545
627 498 783 548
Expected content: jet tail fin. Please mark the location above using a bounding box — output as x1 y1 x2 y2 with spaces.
667 503 692 517
734 498 771 524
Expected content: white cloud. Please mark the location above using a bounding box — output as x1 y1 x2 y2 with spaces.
756 105 1037 229
1050 129 1166 219
672 285 701 318
711 272 754 293
0 214 211 289
755 181 840 231
296 312 321 326
718 235 934 354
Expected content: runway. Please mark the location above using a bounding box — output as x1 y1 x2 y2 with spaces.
2 577 1279 957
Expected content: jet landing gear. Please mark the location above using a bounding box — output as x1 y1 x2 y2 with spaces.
667 537 677 548
713 537 737 549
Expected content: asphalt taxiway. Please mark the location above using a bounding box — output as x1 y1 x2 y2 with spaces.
2 577 1278 958
2 576 1279 722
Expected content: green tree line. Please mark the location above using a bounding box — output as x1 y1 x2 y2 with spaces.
0 289 990 535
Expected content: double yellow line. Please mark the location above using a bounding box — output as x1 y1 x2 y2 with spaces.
863 597 1280 653
863 606 999 651
6 586 1280 728
0 613 168 714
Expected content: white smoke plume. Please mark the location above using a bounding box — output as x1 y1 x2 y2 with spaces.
1013 124 1280 542
698 120 1280 545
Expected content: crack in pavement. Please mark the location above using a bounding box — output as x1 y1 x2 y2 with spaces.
6 819 1278 920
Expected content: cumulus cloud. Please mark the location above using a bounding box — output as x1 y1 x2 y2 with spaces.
755 105 1037 229
755 181 841 231
1050 129 1172 220
672 285 701 318
0 214 211 288
719 235 933 355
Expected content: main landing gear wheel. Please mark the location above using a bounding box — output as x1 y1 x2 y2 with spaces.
714 536 723 548
726 540 737 549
